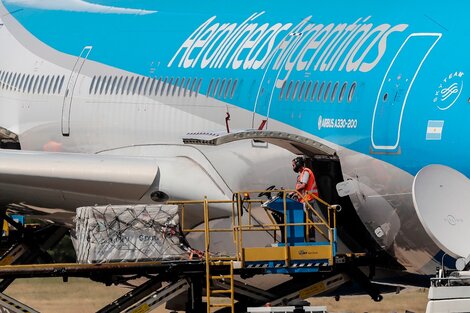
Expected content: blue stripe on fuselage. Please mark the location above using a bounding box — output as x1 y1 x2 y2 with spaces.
3 0 470 177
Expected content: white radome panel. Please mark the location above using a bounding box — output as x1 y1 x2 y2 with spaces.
413 164 470 258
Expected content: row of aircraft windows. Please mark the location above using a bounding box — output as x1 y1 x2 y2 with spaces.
89 75 240 100
206 78 238 99
90 75 202 97
280 80 357 103
0 71 65 95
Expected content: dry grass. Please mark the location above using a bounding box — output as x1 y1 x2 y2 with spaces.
4 278 428 313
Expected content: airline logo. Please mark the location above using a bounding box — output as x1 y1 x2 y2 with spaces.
434 71 465 111
169 12 408 87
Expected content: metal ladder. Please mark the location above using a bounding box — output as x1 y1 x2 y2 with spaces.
202 197 235 312
206 260 234 313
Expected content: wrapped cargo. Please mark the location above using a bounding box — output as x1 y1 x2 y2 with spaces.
73 204 189 263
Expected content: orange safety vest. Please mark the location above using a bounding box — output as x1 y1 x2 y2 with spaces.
296 167 318 203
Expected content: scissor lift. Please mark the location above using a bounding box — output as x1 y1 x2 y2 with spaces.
169 189 342 313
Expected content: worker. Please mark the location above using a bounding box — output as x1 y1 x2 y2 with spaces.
291 156 320 242
291 156 318 203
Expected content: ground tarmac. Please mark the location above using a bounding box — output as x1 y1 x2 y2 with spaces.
4 277 428 312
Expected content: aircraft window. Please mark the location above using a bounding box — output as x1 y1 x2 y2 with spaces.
7 72 14 89
3 72 8 88
160 77 167 96
20 75 26 92
17 74 23 91
18 74 25 92
178 78 185 97
15 73 20 92
2 72 7 88
4 72 9 89
108 76 116 95
196 78 203 97
6 72 11 88
304 81 312 100
348 82 357 103
212 79 220 97
28 75 36 93
16 73 22 91
317 82 325 102
10 73 16 90
310 81 318 101
46 75 54 94
114 76 122 94
42 75 49 94
285 81 293 100
183 77 191 97
2 72 8 89
224 79 232 99
93 76 101 94
11 73 16 91
143 77 150 96
323 82 331 102
207 79 214 97
148 77 156 96
37 75 44 94
218 79 226 98
30 75 38 93
5 72 11 89
3 72 8 89
291 81 299 101
121 77 128 95
338 82 347 103
298 81 305 101
138 76 145 95
105 76 113 95
18 73 26 92
278 81 286 100
57 76 65 94
172 77 179 96
0 71 4 89
133 77 140 95
100 76 108 95
154 77 162 96
11 73 17 90
127 77 134 95
189 78 196 97
11 73 18 91
89 76 96 94
331 82 339 102
166 77 173 96
338 82 348 102
21 74 26 92
40 75 47 94
33 75 41 94
9 72 15 90
1 72 7 89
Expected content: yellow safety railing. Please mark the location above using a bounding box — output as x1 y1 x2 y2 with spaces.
169 188 338 265
168 190 338 312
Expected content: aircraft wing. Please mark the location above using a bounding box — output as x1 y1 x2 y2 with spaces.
0 149 159 210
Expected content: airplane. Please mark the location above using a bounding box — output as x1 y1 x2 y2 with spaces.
0 0 468 307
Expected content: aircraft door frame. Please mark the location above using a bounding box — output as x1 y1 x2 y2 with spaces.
371 33 441 151
61 46 93 136
251 32 303 130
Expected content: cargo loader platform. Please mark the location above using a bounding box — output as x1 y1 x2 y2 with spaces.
0 189 372 313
